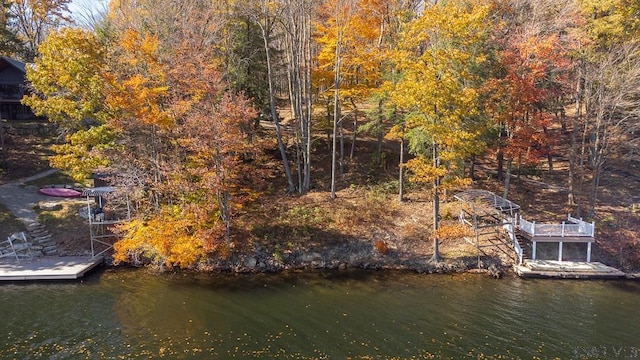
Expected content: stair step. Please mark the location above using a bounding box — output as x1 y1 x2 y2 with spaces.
27 224 45 231
34 235 53 242
39 241 56 248
43 245 57 252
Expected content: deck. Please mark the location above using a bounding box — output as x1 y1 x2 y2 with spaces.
0 256 104 281
514 260 627 279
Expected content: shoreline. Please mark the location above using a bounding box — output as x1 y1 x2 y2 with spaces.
107 247 511 279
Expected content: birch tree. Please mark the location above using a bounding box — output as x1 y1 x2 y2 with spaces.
281 0 314 193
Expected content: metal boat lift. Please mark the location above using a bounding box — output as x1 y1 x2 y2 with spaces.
83 187 130 258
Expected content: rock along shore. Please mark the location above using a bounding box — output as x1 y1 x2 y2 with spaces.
115 243 509 279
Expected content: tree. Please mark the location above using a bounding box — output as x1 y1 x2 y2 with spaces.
104 2 264 268
22 27 110 180
8 0 72 61
239 0 296 193
574 0 640 216
315 0 402 198
27 1 266 268
315 0 356 199
482 0 577 204
0 1 22 56
388 0 491 261
281 0 314 193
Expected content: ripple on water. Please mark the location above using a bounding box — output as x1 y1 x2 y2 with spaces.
0 270 639 359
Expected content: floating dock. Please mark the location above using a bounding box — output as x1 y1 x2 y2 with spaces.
0 256 104 281
515 260 627 279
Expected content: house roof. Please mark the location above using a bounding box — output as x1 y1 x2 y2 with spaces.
0 56 26 74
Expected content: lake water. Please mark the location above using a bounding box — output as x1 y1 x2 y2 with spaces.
0 268 639 359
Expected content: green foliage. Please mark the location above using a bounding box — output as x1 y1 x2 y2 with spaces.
0 202 24 238
223 16 270 115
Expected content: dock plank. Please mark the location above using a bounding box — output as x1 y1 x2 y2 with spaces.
515 260 626 279
0 256 104 281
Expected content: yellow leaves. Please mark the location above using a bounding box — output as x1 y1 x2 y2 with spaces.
385 0 490 192
385 124 404 140
24 27 106 127
578 0 638 48
113 206 214 269
405 157 447 184
48 125 114 181
313 0 390 102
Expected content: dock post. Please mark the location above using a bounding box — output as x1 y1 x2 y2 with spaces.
532 241 537 260
558 241 563 261
587 242 592 262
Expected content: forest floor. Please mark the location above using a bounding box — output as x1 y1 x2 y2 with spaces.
1 118 639 274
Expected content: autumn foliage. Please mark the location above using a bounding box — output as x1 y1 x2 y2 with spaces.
22 0 640 269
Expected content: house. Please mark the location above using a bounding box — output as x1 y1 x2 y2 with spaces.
0 56 36 121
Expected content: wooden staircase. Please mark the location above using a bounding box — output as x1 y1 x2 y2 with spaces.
514 230 531 261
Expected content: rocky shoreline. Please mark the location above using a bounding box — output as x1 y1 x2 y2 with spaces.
112 242 511 279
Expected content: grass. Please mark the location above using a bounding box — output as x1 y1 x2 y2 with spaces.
0 202 25 239
24 171 90 189
35 198 91 255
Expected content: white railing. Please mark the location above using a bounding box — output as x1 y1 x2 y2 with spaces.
568 214 595 237
519 216 536 236
519 214 595 237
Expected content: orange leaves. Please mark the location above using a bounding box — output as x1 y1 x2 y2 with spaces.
314 0 394 101
433 223 471 242
488 3 575 163
93 5 264 268
105 29 172 129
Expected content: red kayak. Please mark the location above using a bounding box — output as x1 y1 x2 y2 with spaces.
38 187 82 197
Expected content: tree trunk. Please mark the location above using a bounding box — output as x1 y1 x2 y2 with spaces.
503 157 513 203
496 149 504 181
431 140 440 263
469 155 476 180
399 135 404 202
568 71 583 207
349 99 357 160
339 117 344 176
283 0 313 193
377 99 383 155
543 126 553 172
330 6 342 200
258 18 295 192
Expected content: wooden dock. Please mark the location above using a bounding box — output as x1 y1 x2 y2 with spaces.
515 260 627 279
0 256 104 281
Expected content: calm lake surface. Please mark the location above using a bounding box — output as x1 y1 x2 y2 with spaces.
0 269 639 359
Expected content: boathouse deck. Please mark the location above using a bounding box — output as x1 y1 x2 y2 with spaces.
455 189 628 279
0 256 103 281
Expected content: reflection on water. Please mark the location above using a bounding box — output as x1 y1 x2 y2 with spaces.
0 269 639 359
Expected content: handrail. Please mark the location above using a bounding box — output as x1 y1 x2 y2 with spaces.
519 214 594 237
